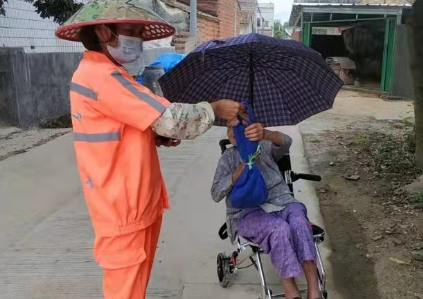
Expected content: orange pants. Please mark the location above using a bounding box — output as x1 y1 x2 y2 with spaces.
94 217 163 299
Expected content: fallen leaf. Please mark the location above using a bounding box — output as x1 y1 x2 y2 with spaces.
345 175 360 181
373 235 383 241
389 257 411 265
392 238 405 246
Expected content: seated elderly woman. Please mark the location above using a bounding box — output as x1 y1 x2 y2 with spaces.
211 120 320 299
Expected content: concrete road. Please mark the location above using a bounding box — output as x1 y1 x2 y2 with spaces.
0 127 341 299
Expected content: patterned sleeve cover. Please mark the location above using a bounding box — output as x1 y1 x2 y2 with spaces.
151 102 215 140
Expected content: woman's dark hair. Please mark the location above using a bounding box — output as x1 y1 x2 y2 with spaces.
79 24 116 51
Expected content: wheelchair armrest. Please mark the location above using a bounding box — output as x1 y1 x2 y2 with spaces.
218 222 228 240
219 139 232 154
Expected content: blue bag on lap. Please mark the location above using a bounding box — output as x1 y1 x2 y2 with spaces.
228 101 268 209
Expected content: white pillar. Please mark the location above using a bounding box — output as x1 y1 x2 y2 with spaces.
190 0 197 37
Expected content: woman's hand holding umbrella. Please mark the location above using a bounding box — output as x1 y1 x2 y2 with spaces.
211 100 245 121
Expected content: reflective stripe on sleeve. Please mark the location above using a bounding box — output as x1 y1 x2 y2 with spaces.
70 83 98 101
111 71 167 114
74 132 121 142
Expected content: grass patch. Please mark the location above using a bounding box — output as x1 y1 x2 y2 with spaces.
39 114 72 129
402 116 415 128
413 191 423 208
354 134 370 148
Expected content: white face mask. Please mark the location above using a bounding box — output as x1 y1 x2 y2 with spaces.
107 35 143 64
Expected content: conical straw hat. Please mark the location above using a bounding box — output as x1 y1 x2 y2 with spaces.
56 0 175 42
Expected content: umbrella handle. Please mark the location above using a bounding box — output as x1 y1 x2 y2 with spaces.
237 114 249 124
238 100 256 125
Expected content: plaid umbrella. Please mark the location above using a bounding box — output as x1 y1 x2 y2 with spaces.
159 33 344 127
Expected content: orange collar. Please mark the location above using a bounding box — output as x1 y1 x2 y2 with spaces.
83 51 115 63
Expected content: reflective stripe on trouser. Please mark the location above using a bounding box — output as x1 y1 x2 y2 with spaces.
102 217 162 299
74 132 121 142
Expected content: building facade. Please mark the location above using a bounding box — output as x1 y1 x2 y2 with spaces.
293 0 359 3
256 2 274 37
0 0 257 54
288 3 414 98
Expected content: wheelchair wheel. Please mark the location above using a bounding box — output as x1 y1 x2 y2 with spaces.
217 253 230 288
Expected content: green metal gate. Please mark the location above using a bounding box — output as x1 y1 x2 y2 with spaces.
381 18 396 93
301 17 397 94
302 23 311 47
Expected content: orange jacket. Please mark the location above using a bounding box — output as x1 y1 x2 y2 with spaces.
70 51 170 237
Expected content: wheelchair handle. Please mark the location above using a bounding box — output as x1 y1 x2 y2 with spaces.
219 139 231 154
292 173 322 182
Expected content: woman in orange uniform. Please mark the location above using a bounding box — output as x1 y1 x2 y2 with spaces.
55 1 242 298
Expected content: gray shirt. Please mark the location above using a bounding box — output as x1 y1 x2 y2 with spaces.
211 133 301 243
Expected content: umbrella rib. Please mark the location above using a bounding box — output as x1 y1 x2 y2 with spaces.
207 53 248 65
225 46 250 63
252 67 299 123
210 65 246 71
254 66 331 114
256 54 305 65
207 66 248 101
206 43 250 63
178 65 247 103
255 64 335 106
252 45 280 64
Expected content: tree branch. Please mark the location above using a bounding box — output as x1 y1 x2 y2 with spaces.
0 0 83 24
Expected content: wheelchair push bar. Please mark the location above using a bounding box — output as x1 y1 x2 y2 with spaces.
292 172 321 182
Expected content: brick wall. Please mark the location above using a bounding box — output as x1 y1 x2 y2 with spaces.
176 0 239 39
172 15 219 53
172 31 189 53
176 0 218 17
198 16 219 42
217 0 237 38
171 0 244 52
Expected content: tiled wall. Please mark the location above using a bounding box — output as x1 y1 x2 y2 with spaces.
0 0 85 53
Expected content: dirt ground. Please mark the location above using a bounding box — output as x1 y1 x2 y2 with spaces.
301 91 423 299
0 126 70 162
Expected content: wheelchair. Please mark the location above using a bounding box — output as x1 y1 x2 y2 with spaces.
216 139 328 299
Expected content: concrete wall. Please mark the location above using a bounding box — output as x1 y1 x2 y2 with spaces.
392 25 414 99
0 47 178 127
0 0 86 53
0 50 18 125
0 48 82 128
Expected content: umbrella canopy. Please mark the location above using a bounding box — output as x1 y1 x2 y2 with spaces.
159 33 343 127
56 0 175 42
